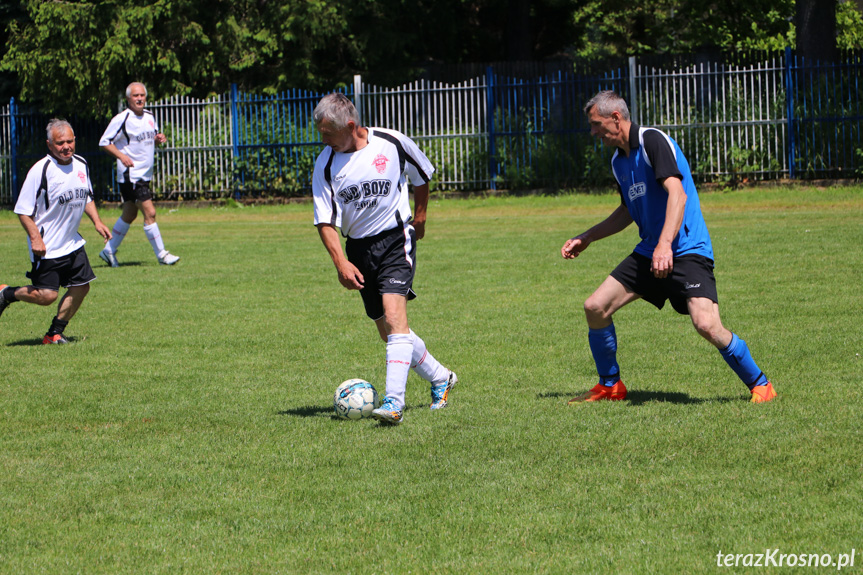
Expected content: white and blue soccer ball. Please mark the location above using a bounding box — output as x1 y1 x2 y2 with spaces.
333 379 380 420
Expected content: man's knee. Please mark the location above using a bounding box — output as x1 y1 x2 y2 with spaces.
691 316 716 339
689 305 728 346
139 200 157 222
584 293 611 322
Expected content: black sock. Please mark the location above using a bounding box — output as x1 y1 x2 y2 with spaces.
2 286 18 302
47 317 68 336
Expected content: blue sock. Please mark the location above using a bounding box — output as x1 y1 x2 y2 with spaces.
719 333 769 390
589 324 620 386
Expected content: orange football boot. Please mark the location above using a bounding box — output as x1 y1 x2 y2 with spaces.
0 284 10 318
750 382 777 403
568 380 627 404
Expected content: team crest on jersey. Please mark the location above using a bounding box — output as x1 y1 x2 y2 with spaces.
628 182 647 201
372 154 389 174
78 171 87 184
148 119 154 128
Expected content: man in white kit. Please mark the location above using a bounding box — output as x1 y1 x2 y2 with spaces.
98 82 179 267
0 119 112 344
312 93 457 425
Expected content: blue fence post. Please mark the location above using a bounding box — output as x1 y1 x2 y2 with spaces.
486 66 497 190
10 97 19 201
784 47 796 180
230 83 242 196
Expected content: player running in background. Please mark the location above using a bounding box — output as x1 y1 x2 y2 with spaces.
561 90 777 404
98 82 179 267
0 120 112 344
312 93 458 425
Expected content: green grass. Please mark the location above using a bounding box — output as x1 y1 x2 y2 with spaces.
1 186 861 573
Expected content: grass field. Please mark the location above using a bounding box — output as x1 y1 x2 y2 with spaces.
1 187 861 574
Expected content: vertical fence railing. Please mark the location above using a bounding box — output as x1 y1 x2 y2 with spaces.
148 93 234 200
358 75 491 190
1 106 113 204
232 86 342 196
3 51 863 204
633 52 789 182
0 100 13 205
486 64 628 189
788 51 863 179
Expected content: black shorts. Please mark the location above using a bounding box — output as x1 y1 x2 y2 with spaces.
120 178 153 203
26 246 96 291
345 226 417 320
610 252 718 315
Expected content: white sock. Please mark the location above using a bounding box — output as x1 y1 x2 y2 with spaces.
107 218 130 253
410 330 450 385
385 333 413 409
143 223 166 257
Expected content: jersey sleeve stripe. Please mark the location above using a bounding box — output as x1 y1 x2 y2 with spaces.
323 149 338 226
106 111 130 143
373 131 406 173
120 112 130 142
39 158 51 211
371 129 433 183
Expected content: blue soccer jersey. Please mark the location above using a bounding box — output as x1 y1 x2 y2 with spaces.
610 125 713 260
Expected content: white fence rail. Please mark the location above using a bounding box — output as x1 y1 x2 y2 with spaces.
148 94 234 199
359 77 491 189
631 54 789 180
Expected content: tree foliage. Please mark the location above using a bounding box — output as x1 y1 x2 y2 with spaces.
2 0 862 115
571 0 796 60
1 0 358 114
838 0 863 49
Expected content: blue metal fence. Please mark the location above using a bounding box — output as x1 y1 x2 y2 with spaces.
484 65 628 189
786 49 863 179
3 50 863 206
1 100 115 205
230 85 347 198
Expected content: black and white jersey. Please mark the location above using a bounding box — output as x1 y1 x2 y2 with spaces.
312 127 435 238
99 109 160 183
14 155 94 261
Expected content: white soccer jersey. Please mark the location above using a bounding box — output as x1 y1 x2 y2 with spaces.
312 127 435 238
99 109 160 183
14 155 94 261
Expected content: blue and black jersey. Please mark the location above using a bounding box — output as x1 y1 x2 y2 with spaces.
611 123 714 260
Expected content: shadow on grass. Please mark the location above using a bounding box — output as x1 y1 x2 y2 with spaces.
538 390 741 405
278 405 332 417
625 390 740 405
6 335 82 347
277 402 428 424
99 261 146 268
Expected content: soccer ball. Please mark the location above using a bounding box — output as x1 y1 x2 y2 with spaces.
333 379 380 420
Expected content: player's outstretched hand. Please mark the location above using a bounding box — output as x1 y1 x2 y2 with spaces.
337 260 365 290
561 236 590 259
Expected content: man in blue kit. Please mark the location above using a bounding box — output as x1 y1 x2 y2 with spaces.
561 90 777 404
